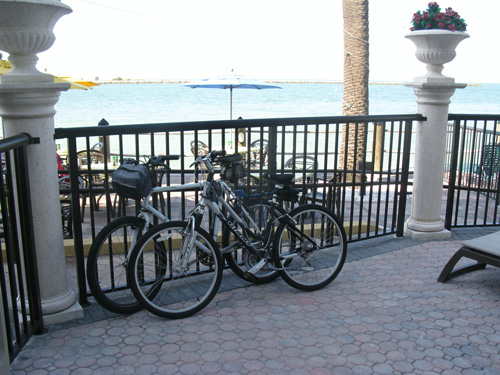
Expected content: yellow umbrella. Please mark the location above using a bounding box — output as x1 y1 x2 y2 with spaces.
0 59 98 90
0 59 11 75
53 76 92 90
57 77 99 88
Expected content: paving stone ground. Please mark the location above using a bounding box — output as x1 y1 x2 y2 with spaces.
10 228 500 375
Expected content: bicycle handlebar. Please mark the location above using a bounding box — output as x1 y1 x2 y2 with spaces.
121 155 180 170
149 155 179 167
192 150 225 170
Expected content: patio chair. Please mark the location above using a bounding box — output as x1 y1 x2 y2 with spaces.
91 142 104 152
76 150 108 220
276 155 318 210
58 175 85 238
476 144 500 177
249 139 269 168
438 231 500 283
301 172 342 215
284 155 318 183
190 140 209 156
470 143 500 204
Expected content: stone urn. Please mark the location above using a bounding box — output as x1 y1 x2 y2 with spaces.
0 0 72 83
405 29 469 84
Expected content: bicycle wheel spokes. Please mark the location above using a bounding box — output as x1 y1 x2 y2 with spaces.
274 205 347 291
86 216 146 314
129 222 223 319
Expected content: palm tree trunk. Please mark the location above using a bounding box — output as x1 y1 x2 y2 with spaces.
340 0 369 175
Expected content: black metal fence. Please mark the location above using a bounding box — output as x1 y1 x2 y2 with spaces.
3 112 500 362
54 114 420 306
0 133 44 363
445 114 500 228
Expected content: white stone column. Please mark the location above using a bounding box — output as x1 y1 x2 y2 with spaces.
0 0 83 324
404 30 469 239
405 83 465 239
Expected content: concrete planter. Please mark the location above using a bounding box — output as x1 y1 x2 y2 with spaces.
406 30 469 84
0 0 71 83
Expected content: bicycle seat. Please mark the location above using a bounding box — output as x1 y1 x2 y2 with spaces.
263 173 294 186
217 153 243 165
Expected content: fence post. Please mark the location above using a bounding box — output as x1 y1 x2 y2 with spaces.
268 125 278 174
98 118 110 162
444 119 461 230
396 120 413 237
0 288 10 375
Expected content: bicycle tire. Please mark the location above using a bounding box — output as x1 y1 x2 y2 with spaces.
86 216 148 314
272 204 347 291
128 221 223 319
222 198 282 284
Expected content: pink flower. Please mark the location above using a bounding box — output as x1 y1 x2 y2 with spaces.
445 8 458 18
434 13 445 21
410 2 466 32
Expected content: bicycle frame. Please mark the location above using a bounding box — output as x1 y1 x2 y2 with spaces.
138 182 204 228
194 179 319 269
110 181 205 266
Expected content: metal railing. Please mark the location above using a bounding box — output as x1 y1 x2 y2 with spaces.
0 133 44 363
445 114 500 228
54 114 420 306
2 112 499 363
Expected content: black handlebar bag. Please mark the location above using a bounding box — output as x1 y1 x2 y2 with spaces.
112 163 152 200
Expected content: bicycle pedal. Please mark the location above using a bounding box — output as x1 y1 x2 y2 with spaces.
244 272 259 283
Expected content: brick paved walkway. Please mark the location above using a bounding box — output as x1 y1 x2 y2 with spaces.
11 229 500 375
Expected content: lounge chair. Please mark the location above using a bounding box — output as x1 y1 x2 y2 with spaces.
438 231 500 282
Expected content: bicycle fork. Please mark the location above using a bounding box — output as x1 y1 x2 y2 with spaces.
173 207 206 273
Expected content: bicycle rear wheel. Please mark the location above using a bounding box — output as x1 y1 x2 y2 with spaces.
128 221 223 319
86 216 147 314
272 204 347 291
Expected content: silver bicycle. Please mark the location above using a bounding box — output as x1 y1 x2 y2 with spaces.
86 153 268 314
86 155 203 314
127 150 347 319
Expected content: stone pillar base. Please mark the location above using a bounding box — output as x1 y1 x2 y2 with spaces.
406 227 451 240
42 302 84 326
405 218 451 240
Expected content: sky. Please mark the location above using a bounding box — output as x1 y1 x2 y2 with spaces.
22 0 499 84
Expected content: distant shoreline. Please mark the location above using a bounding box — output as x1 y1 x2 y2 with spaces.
97 79 482 86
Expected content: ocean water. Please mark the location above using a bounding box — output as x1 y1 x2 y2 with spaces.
53 82 500 128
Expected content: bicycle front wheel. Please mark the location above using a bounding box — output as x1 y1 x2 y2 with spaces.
128 221 223 319
273 204 347 291
86 216 147 314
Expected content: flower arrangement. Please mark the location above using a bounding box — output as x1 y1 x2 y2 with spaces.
410 2 467 31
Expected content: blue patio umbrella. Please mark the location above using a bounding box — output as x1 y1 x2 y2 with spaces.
183 70 282 119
